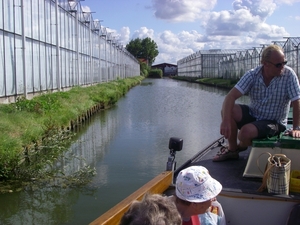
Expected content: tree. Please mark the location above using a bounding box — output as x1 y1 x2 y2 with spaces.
126 37 159 65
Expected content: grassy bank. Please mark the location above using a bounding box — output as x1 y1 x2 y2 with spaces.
172 76 238 89
0 76 144 182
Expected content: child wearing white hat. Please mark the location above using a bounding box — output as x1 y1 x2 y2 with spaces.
172 166 226 225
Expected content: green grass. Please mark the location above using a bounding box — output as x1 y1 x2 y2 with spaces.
196 78 236 87
172 76 238 89
0 76 144 182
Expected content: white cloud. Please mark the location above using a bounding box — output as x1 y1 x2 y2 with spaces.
119 27 130 46
205 9 262 36
152 0 217 22
204 0 289 38
255 23 289 39
153 30 206 64
132 27 155 40
232 0 276 20
275 0 300 4
115 0 294 64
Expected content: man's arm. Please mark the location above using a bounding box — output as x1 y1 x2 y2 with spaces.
290 99 300 138
221 88 243 120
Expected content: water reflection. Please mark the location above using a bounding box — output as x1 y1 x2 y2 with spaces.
0 186 98 224
59 110 119 177
0 110 120 225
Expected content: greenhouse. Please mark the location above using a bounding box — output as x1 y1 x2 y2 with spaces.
177 37 300 80
0 0 140 103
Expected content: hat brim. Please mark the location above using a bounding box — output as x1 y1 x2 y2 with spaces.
176 177 222 203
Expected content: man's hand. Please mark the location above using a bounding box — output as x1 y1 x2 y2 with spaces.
289 129 300 138
220 120 231 139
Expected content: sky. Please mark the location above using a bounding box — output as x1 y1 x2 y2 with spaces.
79 0 300 65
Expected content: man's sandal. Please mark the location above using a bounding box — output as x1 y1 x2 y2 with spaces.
213 145 239 162
217 144 247 152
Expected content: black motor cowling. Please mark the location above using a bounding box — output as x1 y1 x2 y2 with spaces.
166 137 183 172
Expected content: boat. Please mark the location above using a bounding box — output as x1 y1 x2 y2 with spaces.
90 116 300 225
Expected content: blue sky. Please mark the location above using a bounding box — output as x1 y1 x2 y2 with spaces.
79 0 300 65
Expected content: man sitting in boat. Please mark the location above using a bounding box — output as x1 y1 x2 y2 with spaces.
172 166 226 225
213 44 300 162
119 193 182 225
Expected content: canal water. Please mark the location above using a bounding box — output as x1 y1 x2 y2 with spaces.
0 78 249 225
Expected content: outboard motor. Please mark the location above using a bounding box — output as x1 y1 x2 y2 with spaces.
166 137 183 171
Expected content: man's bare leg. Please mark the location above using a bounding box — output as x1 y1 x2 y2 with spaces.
238 123 258 148
225 104 242 151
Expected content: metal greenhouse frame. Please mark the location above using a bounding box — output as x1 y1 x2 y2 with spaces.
177 38 300 80
0 0 140 103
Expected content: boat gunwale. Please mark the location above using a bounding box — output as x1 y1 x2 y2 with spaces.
89 171 173 225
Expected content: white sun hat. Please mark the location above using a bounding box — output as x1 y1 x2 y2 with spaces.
176 166 222 203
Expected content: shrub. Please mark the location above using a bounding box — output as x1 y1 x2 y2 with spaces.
148 69 163 78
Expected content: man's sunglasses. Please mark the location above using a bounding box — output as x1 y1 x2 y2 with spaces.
267 61 287 68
